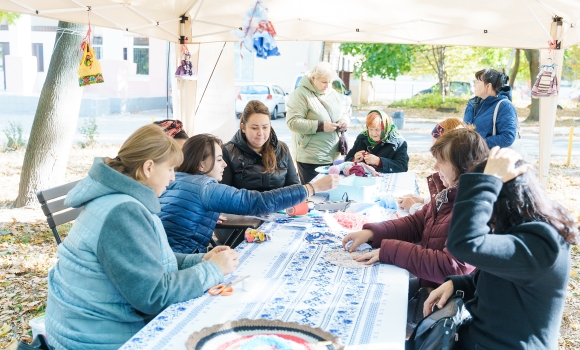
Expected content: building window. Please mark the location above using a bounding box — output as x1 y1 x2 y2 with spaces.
234 45 254 82
133 37 149 75
31 43 44 72
123 47 127 60
93 36 103 60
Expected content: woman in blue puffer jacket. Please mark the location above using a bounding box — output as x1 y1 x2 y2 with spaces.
464 68 519 148
159 133 339 254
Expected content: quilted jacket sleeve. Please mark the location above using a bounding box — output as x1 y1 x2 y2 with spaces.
200 182 307 215
485 101 517 148
378 141 409 173
363 207 427 248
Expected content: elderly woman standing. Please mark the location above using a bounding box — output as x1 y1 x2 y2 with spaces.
286 61 349 184
345 110 408 173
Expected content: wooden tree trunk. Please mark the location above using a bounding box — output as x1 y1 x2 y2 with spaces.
13 21 86 207
508 49 520 88
524 49 540 122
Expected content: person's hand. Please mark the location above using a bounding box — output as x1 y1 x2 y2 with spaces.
323 121 340 132
397 194 424 211
353 151 365 162
203 245 230 261
337 121 348 132
209 249 240 275
311 174 339 192
423 280 454 317
216 214 227 224
353 249 380 265
483 146 533 183
363 153 380 166
342 229 374 252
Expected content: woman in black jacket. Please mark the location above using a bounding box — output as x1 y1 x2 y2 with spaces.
222 100 300 191
345 110 409 173
424 147 579 349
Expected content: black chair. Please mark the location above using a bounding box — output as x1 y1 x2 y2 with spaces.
36 180 83 245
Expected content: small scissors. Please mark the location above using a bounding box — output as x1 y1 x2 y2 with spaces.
208 275 250 296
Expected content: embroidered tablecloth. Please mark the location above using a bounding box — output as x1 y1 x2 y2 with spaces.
121 218 409 349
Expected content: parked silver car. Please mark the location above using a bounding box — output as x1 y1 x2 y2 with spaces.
293 74 353 119
235 83 287 119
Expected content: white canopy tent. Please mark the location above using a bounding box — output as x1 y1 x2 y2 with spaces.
1 0 579 185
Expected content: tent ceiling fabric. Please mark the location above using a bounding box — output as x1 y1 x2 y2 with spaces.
1 0 579 48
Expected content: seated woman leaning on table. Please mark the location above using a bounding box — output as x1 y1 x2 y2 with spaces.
342 128 488 320
398 117 467 214
222 100 300 191
345 110 409 173
159 133 339 254
423 147 579 349
46 125 239 350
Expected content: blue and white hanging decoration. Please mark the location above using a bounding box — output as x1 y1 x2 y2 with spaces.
231 0 281 59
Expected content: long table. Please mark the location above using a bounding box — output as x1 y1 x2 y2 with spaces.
121 172 419 350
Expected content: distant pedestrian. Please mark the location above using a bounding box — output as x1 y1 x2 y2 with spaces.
464 68 518 148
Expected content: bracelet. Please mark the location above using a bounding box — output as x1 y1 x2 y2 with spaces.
306 183 316 196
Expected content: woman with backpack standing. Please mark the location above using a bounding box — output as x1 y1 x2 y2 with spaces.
463 68 519 148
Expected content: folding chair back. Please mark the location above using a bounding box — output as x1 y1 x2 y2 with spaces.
36 180 83 245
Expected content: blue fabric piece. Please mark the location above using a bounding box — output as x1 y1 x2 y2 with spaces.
253 31 280 59
159 172 306 254
463 86 517 148
345 240 373 252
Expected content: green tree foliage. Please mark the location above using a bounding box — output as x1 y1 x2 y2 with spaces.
339 43 416 80
0 12 19 25
563 44 580 81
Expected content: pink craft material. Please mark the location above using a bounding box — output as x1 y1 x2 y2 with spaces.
333 212 372 231
328 165 341 175
342 164 353 176
348 165 366 177
287 201 309 216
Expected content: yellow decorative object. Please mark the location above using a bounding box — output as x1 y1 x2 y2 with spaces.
78 42 104 87
244 228 271 243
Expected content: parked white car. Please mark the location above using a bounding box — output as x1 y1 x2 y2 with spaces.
292 74 353 119
235 83 287 119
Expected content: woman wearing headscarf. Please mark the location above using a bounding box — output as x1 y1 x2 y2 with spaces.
344 110 409 173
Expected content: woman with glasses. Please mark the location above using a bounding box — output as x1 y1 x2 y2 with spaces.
464 68 518 148
344 110 408 173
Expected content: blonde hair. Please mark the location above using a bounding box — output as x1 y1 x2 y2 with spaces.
105 124 183 181
439 118 467 131
307 61 337 81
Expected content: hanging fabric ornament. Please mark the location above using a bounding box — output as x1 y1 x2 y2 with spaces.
531 40 559 98
230 0 281 59
77 14 104 87
175 45 196 80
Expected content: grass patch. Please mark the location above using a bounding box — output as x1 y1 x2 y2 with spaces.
389 93 469 110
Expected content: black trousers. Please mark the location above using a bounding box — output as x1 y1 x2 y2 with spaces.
296 162 331 184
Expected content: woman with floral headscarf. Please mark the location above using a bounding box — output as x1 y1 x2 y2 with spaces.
345 110 409 173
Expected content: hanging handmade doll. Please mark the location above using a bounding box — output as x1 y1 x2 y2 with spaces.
175 45 196 80
531 41 559 98
78 25 104 87
230 0 281 59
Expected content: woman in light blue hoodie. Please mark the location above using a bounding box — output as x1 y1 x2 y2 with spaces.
46 125 239 350
463 68 519 148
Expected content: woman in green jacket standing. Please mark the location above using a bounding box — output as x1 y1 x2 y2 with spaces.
286 61 349 184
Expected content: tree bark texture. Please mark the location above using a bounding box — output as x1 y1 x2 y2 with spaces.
508 49 520 88
14 21 86 207
524 49 540 122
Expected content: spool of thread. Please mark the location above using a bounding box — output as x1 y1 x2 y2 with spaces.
287 201 309 216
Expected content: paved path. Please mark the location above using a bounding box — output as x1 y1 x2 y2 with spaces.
1 110 578 160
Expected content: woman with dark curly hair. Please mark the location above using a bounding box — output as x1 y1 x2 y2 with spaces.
424 147 578 349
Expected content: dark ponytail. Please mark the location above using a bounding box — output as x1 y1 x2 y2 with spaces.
475 68 509 93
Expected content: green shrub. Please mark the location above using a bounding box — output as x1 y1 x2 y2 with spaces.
389 93 468 110
79 117 99 148
2 120 26 150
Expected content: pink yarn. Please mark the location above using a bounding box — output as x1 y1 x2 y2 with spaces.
328 165 341 175
343 164 353 176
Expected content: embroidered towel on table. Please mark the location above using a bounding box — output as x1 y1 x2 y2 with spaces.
492 99 528 159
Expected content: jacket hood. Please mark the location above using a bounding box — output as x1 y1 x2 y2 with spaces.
230 128 279 158
65 157 160 213
297 75 323 96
